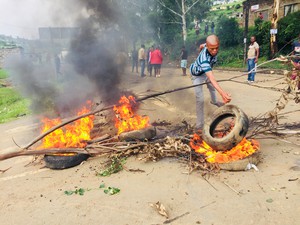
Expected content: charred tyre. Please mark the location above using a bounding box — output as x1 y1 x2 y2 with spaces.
202 105 249 151
44 153 89 170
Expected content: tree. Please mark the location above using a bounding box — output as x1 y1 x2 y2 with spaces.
157 0 211 43
216 16 241 47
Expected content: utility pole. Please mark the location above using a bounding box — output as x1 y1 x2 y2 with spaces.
270 0 280 58
243 0 249 65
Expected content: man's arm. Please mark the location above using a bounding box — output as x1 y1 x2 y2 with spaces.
255 45 259 63
205 71 231 103
199 44 205 53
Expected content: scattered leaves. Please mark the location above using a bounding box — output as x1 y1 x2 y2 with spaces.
266 198 273 203
103 187 120 195
64 188 87 196
97 158 126 177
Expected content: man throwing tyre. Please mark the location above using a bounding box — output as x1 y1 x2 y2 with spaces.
190 34 231 130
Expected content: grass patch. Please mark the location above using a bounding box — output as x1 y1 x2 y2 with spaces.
0 69 8 79
0 87 31 123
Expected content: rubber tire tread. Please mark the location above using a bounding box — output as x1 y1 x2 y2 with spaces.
44 153 89 170
202 105 249 151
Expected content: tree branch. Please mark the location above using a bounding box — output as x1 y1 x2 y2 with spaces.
157 0 182 18
186 0 201 14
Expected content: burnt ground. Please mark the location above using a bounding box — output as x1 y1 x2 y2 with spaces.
0 66 299 225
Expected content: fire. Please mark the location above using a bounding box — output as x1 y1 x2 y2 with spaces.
39 102 94 149
190 133 259 163
113 95 150 134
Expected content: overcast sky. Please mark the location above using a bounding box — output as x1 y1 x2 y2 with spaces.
0 0 82 39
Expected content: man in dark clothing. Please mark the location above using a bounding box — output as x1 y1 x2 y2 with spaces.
204 23 208 35
54 54 61 79
211 22 215 33
292 34 300 63
131 48 138 73
180 46 188 76
291 34 300 90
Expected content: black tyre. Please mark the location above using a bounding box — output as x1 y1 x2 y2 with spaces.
44 153 90 170
202 105 249 151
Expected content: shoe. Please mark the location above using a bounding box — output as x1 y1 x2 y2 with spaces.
210 101 224 107
157 75 161 77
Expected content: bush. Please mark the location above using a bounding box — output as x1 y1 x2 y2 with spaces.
216 46 244 67
235 4 241 10
277 11 300 55
216 16 242 47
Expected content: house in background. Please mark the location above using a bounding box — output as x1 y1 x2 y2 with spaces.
243 0 300 26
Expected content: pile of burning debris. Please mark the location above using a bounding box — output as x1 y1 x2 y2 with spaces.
1 94 259 173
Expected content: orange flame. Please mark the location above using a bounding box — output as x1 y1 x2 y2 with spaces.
39 101 94 149
113 95 150 134
190 133 259 163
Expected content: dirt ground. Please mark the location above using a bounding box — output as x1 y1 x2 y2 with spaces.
0 66 299 225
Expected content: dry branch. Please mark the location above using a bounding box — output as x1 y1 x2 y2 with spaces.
3 55 296 162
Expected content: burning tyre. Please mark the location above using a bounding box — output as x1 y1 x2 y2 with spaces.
202 105 249 151
44 153 89 170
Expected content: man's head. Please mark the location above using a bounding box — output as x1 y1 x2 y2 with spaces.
182 46 185 50
250 36 256 43
141 44 145 48
206 34 219 56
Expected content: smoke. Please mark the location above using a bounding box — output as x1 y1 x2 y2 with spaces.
5 0 128 117
68 0 124 104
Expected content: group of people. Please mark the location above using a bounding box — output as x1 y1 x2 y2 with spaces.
131 44 163 78
131 32 300 132
204 22 215 35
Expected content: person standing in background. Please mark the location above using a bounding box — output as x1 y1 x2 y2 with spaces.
211 22 215 33
247 36 259 83
204 23 208 35
291 34 300 90
138 44 146 77
147 46 154 77
180 46 188 76
150 46 163 78
131 47 138 73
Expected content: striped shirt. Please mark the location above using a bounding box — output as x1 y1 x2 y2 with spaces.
190 46 217 76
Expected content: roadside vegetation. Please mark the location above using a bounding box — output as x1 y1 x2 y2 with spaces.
163 2 299 71
0 69 31 123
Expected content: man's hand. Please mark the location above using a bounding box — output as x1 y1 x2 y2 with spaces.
221 91 231 104
254 58 258 63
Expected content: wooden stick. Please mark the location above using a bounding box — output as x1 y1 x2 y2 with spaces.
223 181 242 195
18 56 293 151
0 147 118 161
86 134 110 144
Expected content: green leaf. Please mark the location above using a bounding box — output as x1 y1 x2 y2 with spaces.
99 183 105 189
64 190 74 196
77 188 85 195
104 187 120 195
97 158 126 177
266 198 273 203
